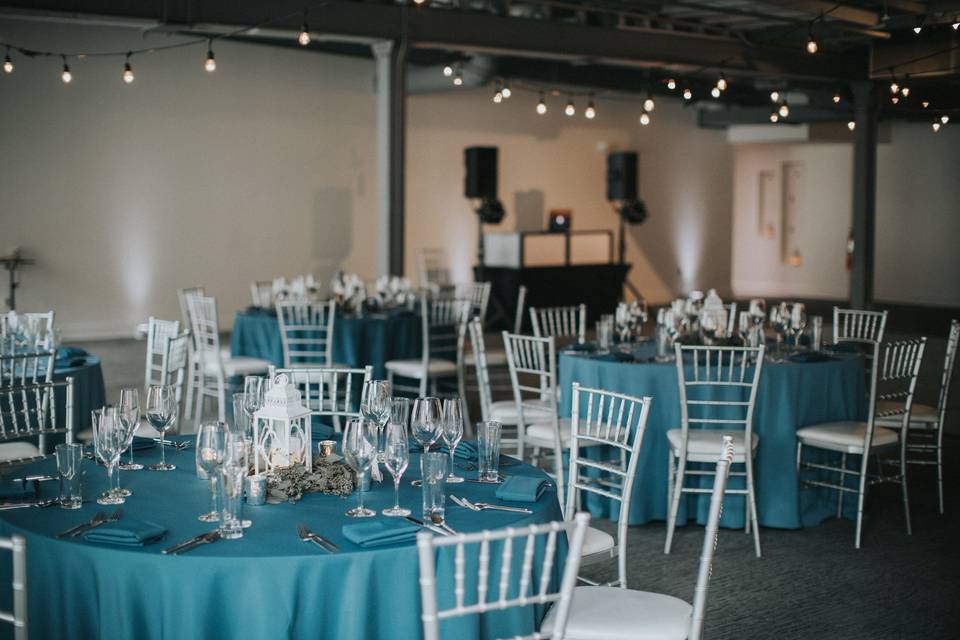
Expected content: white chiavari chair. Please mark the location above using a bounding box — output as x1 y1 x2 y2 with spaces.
877 320 957 513
565 383 652 588
725 302 737 336
797 338 926 548
276 300 339 368
177 286 205 421
186 295 271 427
504 332 576 504
0 534 27 640
455 282 492 325
530 304 587 345
270 365 372 434
250 280 274 308
542 437 736 640
0 349 54 389
833 307 888 384
385 295 468 397
417 512 591 640
144 317 180 390
665 343 765 558
1 311 55 353
0 372 74 470
464 287 528 402
417 248 452 290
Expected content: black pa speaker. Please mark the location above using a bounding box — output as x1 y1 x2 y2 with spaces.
606 152 638 201
465 147 498 199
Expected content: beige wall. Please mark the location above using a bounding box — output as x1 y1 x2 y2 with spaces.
1 21 733 339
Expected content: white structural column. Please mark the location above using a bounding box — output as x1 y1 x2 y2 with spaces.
372 39 407 277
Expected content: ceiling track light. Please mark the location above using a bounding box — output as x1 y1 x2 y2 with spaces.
298 11 311 46
3 46 12 74
953 21 959 30
122 52 134 84
891 95 900 104
60 55 72 84
205 40 217 72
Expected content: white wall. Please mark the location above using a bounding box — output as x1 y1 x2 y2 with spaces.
1 20 733 339
731 123 960 307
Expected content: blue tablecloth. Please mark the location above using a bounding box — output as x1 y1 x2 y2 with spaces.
0 440 564 640
559 344 866 530
54 352 106 433
231 308 422 379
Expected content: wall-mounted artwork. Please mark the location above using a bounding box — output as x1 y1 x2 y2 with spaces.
781 161 803 267
757 170 776 238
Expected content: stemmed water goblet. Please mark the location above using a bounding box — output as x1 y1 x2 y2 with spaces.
440 397 464 483
360 380 391 460
145 384 178 471
117 388 142 471
614 303 632 347
768 304 789 362
410 397 441 487
196 421 228 522
342 418 378 518
381 423 411 517
92 407 125 505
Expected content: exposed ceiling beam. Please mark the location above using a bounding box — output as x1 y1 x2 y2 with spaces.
0 0 868 81
754 1 880 27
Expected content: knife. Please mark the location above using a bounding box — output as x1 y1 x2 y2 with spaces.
162 530 221 555
404 515 450 536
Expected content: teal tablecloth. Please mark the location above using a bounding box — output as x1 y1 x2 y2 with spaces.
231 308 421 378
559 344 866 530
0 439 563 640
54 351 106 432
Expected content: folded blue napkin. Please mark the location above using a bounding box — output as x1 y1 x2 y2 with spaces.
0 481 36 501
342 520 420 548
309 421 336 441
788 352 836 363
570 342 596 352
55 346 89 369
82 519 167 546
496 476 547 503
131 436 157 451
437 440 479 461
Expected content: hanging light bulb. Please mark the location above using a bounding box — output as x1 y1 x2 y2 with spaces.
3 47 12 74
832 93 841 104
643 93 655 112
913 18 923 35
889 80 899 94
716 73 728 91
710 86 721 98
584 96 596 120
779 102 790 118
922 100 930 109
770 90 780 103
806 36 818 54
770 112 779 123
900 86 910 97
639 110 651 126
932 121 941 132
953 21 959 30
493 89 503 104
121 52 135 84
682 87 692 100
501 82 512 99
413 0 426 4
847 121 856 131
941 115 950 125
891 95 900 104
564 96 576 116
60 56 72 84
442 64 453 77
205 41 217 72
298 11 311 46
536 92 547 115
453 67 463 86
666 78 676 90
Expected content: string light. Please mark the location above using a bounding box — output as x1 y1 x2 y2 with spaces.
666 78 676 90
716 73 728 91
122 53 134 84
492 88 502 103
452 67 463 86
942 115 950 124
953 21 959 30
932 121 941 132
770 112 779 123
3 47 12 74
536 92 547 115
413 0 426 4
806 36 818 54
643 92 655 112
922 100 930 108
710 86 721 98
889 80 899 94
442 64 453 77
564 95 576 116
770 90 780 103
501 82 512 99
584 96 596 119
900 86 910 97
205 40 217 72
778 102 790 118
832 93 841 104
60 56 72 84
891 95 899 104
682 87 692 101
847 121 856 131
639 110 651 126
913 17 923 35
298 11 311 46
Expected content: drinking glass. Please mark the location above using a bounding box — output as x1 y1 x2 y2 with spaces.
92 407 125 505
145 384 178 471
390 396 411 431
477 420 502 482
410 397 441 487
614 303 631 345
738 311 752 346
440 398 464 483
811 316 824 351
231 392 249 439
700 312 719 345
197 421 228 522
342 419 377 517
790 303 807 346
219 435 248 540
382 423 411 517
421 452 449 525
55 442 83 509
112 400 139 498
597 319 613 354
361 380 391 458
117 388 142 471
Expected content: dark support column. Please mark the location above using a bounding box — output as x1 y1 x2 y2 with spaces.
849 82 877 309
372 39 407 277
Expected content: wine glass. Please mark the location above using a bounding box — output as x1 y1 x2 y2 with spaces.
145 384 177 471
382 423 411 517
361 380 391 458
410 397 441 487
700 312 719 345
196 421 228 522
219 433 249 539
243 376 264 426
391 396 411 431
117 388 142 471
614 303 631 346
440 397 464 483
790 303 807 346
342 419 377 518
92 407 125 505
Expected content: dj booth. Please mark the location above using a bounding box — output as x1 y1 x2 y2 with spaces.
475 230 629 331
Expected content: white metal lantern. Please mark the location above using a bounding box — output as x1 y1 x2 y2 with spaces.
252 374 312 474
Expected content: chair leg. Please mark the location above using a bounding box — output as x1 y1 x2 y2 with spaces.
837 453 847 519
193 376 205 427
854 463 868 550
667 450 675 514
746 458 762 558
216 377 226 423
936 437 944 515
664 453 685 555
900 438 912 536
184 359 195 420
553 444 566 509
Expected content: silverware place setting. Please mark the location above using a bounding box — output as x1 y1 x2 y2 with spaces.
404 515 453 536
162 530 222 555
450 495 533 514
296 524 339 553
56 508 123 538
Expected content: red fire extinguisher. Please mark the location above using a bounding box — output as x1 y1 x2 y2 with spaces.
846 228 855 271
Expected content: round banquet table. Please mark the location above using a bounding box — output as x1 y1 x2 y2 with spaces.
0 439 564 640
231 308 421 379
558 343 867 530
53 349 106 432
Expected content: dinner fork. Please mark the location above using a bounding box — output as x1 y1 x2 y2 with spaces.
297 524 339 553
452 496 532 514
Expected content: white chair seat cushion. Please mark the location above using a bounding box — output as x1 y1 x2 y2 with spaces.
796 421 898 454
540 586 692 640
526 418 572 447
581 526 615 557
489 400 554 425
204 356 272 377
0 442 42 463
666 429 757 463
875 402 938 427
463 349 508 367
384 359 457 379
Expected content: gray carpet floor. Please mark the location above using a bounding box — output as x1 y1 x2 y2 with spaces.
82 337 960 639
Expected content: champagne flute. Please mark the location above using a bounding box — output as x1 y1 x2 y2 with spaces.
342 419 377 518
410 397 441 487
243 376 264 426
92 407 124 505
117 388 142 471
382 423 411 517
145 384 177 471
440 397 464 483
196 421 228 522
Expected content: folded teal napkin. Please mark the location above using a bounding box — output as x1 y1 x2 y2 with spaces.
55 346 89 369
496 476 547 503
0 481 36 501
788 352 836 363
571 342 596 352
82 519 167 546
437 440 478 461
132 436 157 451
828 341 864 353
342 520 420 548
